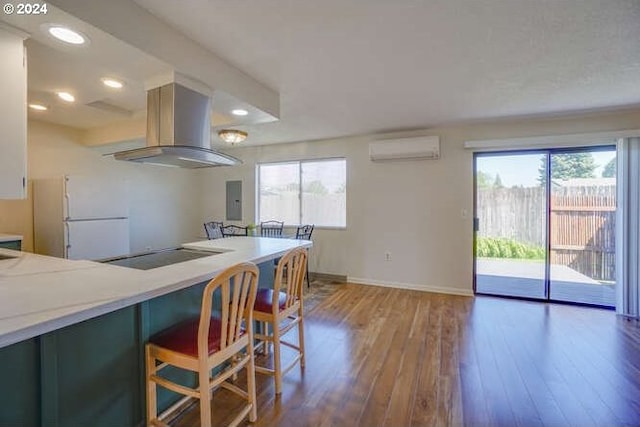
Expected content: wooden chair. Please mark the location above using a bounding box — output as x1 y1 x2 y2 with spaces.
221 225 248 237
204 221 224 239
260 220 284 237
253 247 307 394
145 263 259 427
295 225 314 287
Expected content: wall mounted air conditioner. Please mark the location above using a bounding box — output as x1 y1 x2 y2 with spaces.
369 136 440 161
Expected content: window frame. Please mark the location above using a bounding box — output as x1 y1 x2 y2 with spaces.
256 157 347 229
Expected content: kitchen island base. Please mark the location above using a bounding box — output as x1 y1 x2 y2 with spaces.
0 261 274 427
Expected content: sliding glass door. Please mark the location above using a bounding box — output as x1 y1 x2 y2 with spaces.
475 153 547 299
548 150 617 306
474 147 617 307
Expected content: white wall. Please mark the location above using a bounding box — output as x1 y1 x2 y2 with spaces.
27 120 202 252
199 109 640 296
18 110 640 295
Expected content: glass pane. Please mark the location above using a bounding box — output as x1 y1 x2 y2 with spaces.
258 162 300 224
549 148 616 307
475 153 547 299
301 159 346 227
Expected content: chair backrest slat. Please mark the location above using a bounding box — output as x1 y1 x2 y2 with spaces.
260 220 284 237
197 263 259 359
273 248 307 312
221 225 248 237
204 221 224 239
295 224 314 240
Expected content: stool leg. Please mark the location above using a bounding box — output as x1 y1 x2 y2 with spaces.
298 308 306 368
199 368 212 427
273 321 283 394
261 321 270 356
247 347 258 422
145 346 157 425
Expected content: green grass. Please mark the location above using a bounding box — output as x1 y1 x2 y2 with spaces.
476 237 545 260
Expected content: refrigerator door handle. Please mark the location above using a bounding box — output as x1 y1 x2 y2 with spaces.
64 189 71 221
64 222 71 258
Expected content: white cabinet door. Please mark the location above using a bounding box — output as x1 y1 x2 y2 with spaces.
65 219 130 260
64 175 129 220
0 26 27 199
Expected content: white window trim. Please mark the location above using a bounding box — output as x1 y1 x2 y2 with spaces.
467 129 640 317
465 129 640 151
256 158 347 229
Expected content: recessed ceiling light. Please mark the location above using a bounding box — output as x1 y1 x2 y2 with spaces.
29 104 48 111
57 92 75 102
101 78 124 89
47 26 86 45
231 109 249 116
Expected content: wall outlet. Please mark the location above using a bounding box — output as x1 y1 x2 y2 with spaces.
385 251 391 261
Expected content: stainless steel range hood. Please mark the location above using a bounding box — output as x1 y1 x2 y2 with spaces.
113 82 241 168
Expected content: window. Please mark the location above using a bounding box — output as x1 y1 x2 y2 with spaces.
257 158 346 227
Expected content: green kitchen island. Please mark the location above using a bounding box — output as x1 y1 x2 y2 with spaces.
0 236 311 427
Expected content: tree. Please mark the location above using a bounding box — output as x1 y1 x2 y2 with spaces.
477 171 493 189
282 182 299 192
602 158 616 178
538 153 596 185
303 180 328 194
493 174 504 188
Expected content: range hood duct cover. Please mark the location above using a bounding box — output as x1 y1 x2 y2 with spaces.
113 82 240 168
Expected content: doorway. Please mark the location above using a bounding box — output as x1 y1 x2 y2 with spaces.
474 146 617 307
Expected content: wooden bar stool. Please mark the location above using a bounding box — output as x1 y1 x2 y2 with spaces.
145 262 259 427
253 247 307 394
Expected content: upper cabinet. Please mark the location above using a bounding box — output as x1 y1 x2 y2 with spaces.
0 25 27 199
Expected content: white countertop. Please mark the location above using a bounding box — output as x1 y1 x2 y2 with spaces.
0 237 311 349
0 233 22 243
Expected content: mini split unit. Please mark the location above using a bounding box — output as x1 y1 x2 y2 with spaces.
369 135 440 161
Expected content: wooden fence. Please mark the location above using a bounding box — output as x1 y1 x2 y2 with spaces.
259 192 346 227
477 185 616 282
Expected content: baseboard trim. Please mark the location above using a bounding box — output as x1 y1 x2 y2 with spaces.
347 276 473 297
310 272 347 282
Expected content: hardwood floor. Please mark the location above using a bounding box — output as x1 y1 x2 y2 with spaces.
173 281 640 427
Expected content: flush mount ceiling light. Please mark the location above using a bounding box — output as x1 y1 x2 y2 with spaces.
101 78 124 89
46 25 87 45
231 109 249 116
57 92 75 102
29 103 48 111
218 129 248 145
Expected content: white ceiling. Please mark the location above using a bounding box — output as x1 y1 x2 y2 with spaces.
4 0 640 146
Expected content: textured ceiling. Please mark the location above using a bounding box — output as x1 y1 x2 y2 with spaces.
4 0 640 146
133 0 640 144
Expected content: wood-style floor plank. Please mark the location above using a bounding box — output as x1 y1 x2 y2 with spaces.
171 282 640 427
383 297 430 427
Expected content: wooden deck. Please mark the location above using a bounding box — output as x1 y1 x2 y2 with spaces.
172 281 640 426
476 258 616 307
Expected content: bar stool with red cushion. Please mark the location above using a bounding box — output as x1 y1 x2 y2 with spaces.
253 247 307 394
145 262 259 427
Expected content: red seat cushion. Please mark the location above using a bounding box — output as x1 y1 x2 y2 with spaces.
254 289 292 313
149 317 243 357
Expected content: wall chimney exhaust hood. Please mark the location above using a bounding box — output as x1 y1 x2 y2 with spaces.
113 82 241 168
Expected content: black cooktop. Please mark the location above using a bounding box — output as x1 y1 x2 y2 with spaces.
103 248 217 270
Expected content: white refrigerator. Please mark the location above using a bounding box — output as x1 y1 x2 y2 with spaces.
33 175 130 260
